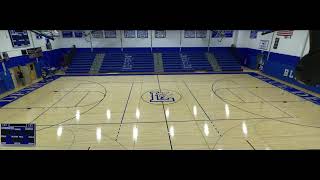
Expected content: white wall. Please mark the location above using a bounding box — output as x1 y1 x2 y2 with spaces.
303 32 310 56
0 30 56 58
53 30 235 49
210 30 236 47
151 30 180 47
0 30 247 58
93 33 121 47
122 30 151 47
237 30 273 50
270 30 309 57
236 30 249 48
181 30 209 47
237 30 310 57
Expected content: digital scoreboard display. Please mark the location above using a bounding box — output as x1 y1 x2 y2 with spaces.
27 47 43 59
1 124 36 145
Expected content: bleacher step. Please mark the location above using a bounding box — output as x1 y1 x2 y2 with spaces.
89 53 105 74
206 53 221 71
154 53 164 73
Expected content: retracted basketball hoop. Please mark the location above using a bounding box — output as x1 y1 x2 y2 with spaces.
212 30 226 42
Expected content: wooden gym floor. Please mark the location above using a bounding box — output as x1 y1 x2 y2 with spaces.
0 73 319 150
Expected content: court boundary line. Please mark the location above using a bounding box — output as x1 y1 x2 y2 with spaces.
183 80 223 137
214 87 306 103
29 84 81 123
0 76 60 108
61 72 249 77
226 88 245 102
2 72 318 108
157 75 173 150
1 72 319 149
32 116 292 127
245 88 294 118
248 72 320 105
74 91 90 107
245 140 256 150
36 79 108 132
115 82 134 141
59 72 320 105
174 81 211 149
211 78 320 129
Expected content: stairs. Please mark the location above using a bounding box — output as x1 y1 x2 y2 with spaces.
154 53 164 73
89 53 105 74
180 54 193 69
122 54 133 70
206 52 221 71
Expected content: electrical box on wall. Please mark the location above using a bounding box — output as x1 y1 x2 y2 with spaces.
273 38 280 49
259 40 269 50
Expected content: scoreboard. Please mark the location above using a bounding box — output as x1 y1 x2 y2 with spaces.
1 124 36 145
8 30 31 48
26 47 43 59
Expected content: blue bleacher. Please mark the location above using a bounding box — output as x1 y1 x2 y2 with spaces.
99 53 154 73
64 49 241 74
182 52 213 72
162 52 213 72
212 49 242 71
162 53 192 72
65 52 96 73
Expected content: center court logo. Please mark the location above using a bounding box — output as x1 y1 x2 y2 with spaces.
141 89 182 105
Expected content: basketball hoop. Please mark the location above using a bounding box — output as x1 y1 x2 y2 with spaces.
39 30 60 37
213 30 225 42
83 30 93 43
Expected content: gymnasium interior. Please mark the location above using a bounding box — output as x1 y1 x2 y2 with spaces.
0 30 319 150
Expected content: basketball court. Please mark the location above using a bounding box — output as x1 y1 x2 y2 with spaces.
1 72 319 150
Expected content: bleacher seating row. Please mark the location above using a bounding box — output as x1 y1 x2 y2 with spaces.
183 53 213 72
66 49 242 74
65 52 96 73
99 53 154 73
213 49 242 71
162 52 213 72
162 53 193 72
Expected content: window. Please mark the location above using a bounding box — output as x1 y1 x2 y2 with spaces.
104 30 117 38
137 30 148 38
91 31 104 38
124 30 136 38
196 30 207 38
74 31 84 38
250 30 258 39
212 30 233 38
62 30 74 38
224 30 233 37
184 30 196 38
155 30 166 38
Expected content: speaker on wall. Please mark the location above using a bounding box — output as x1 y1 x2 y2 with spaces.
2 52 9 61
